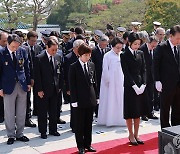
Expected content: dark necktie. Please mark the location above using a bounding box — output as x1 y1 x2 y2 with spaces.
174 46 179 64
149 50 153 63
84 63 89 82
30 46 35 59
133 50 136 59
101 49 104 57
50 56 54 75
12 52 17 67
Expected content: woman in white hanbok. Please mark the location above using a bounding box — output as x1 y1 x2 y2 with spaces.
97 37 126 126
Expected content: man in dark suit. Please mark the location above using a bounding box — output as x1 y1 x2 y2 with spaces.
34 38 63 139
154 25 180 128
0 34 31 144
91 34 110 117
69 43 98 154
66 27 84 52
0 32 8 123
63 39 84 132
23 31 42 126
38 30 51 50
139 36 159 121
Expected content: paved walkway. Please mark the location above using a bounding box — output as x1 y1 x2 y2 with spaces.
0 104 161 154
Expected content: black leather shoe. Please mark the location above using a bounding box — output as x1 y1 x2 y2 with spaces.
85 146 96 152
57 118 66 124
7 138 15 145
148 114 158 119
129 137 138 146
135 137 144 144
78 148 85 154
49 131 60 136
25 119 36 127
41 133 47 139
16 136 29 142
0 117 4 123
141 116 148 121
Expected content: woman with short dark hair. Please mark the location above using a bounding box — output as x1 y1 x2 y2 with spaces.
120 32 147 146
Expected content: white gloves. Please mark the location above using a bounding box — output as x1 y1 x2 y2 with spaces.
155 81 162 92
132 85 141 95
140 84 146 93
132 84 146 95
71 102 78 107
97 99 99 104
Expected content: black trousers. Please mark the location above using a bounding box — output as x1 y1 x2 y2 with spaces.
154 88 160 109
160 85 180 128
70 104 76 131
75 107 94 149
0 96 4 119
26 90 32 120
37 91 58 134
146 82 154 115
57 90 62 119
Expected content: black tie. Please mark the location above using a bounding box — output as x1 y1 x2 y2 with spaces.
149 50 153 63
84 63 89 82
174 46 179 64
133 51 136 59
50 56 54 75
101 49 104 57
12 52 17 67
30 46 35 59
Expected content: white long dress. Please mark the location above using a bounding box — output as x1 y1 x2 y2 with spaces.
97 50 126 126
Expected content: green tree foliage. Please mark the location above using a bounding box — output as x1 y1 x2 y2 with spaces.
0 0 29 29
47 0 89 29
145 0 180 32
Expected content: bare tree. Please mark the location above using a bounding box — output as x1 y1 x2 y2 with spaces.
28 0 58 31
0 0 28 29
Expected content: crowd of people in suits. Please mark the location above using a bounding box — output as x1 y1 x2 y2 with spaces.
0 21 180 154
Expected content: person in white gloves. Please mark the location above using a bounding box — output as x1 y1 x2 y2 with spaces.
154 25 180 129
120 32 147 146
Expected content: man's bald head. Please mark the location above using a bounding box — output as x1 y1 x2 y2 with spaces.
0 32 9 47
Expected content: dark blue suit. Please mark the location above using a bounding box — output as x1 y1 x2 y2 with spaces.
0 47 31 94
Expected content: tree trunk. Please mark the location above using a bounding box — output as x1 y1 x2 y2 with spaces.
33 15 38 31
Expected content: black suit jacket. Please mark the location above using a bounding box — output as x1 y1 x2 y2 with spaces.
63 51 78 91
139 43 154 84
120 48 147 87
91 46 110 93
23 43 42 79
154 40 180 92
34 51 63 97
69 60 98 108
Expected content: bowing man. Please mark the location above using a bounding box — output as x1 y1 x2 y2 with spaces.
34 38 63 139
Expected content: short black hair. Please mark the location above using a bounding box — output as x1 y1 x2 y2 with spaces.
105 30 116 38
128 32 142 44
111 37 124 47
27 31 38 39
14 31 24 38
46 38 58 48
170 25 180 36
123 31 130 40
7 34 22 45
50 31 60 38
75 27 84 35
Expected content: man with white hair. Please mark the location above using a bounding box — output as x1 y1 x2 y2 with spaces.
63 39 84 132
91 34 110 117
155 27 166 44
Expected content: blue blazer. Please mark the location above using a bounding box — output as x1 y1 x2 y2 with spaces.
0 46 31 94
